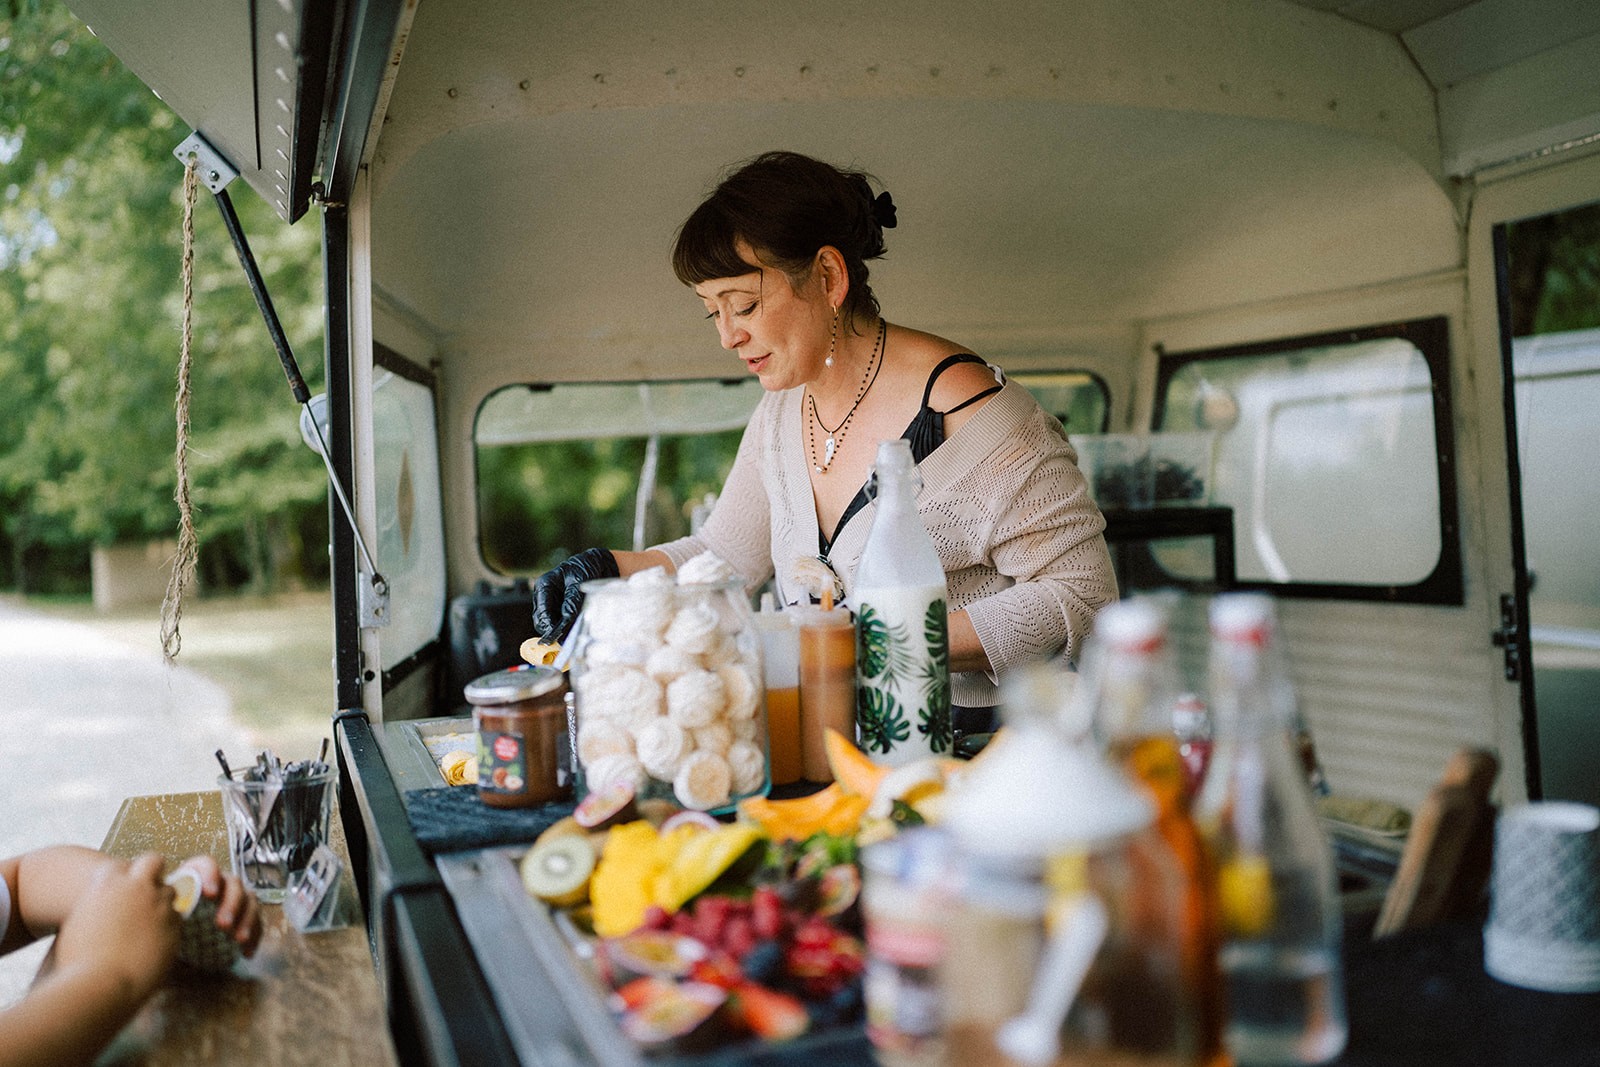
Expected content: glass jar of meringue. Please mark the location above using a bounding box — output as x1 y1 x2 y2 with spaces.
568 568 770 813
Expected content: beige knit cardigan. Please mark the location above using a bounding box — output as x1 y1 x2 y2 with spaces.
653 379 1119 706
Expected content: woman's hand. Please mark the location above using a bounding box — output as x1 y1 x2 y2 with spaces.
173 854 263 958
52 853 178 1003
531 548 620 643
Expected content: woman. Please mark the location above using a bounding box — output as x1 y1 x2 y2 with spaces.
534 151 1116 731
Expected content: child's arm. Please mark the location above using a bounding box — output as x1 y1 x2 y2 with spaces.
0 852 178 1067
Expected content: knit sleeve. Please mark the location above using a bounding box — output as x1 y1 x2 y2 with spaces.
652 398 777 592
960 433 1119 679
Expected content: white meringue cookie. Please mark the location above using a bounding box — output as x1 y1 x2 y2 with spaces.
635 717 693 780
577 719 634 766
664 601 721 655
586 638 654 668
673 751 732 811
675 551 738 586
726 739 767 796
730 717 759 742
666 669 725 729
690 721 733 756
579 665 663 726
644 644 700 683
718 664 760 721
584 752 646 794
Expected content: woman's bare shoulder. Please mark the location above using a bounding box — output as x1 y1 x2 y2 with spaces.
891 326 999 411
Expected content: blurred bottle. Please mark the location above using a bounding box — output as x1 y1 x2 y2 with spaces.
1173 691 1214 797
1078 598 1225 1065
1197 593 1346 1066
853 440 952 765
689 492 717 534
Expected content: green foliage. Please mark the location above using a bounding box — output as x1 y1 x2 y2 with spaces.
477 428 742 575
1505 201 1600 338
0 0 327 592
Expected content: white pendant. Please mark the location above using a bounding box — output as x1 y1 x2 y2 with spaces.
823 435 836 466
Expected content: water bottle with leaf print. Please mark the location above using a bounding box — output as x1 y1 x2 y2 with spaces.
852 439 952 765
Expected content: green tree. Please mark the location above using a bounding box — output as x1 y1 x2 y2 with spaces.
0 0 327 593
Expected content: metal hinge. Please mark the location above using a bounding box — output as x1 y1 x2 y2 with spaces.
1490 593 1521 681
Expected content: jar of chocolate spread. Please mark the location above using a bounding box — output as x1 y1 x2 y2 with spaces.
465 665 570 807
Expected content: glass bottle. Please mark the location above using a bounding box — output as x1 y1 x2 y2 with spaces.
853 439 952 765
1078 597 1226 1065
1197 593 1347 1066
939 663 1199 1066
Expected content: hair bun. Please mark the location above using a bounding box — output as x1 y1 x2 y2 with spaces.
871 190 898 230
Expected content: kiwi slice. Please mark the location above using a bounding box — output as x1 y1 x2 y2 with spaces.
520 834 597 907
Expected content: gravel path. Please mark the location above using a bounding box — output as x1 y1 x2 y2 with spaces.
0 597 254 1005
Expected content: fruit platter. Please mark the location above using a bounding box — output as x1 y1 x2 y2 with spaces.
434 728 961 1065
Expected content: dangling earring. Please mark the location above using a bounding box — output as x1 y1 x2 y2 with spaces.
824 309 837 368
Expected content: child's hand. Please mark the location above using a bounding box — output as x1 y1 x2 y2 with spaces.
172 855 263 958
53 853 179 1000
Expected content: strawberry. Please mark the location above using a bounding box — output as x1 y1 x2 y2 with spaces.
730 981 810 1041
693 895 734 946
791 916 836 950
640 905 671 932
751 886 786 940
723 914 759 959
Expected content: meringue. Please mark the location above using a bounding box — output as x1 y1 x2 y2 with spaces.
635 717 693 780
673 751 733 811
666 669 726 729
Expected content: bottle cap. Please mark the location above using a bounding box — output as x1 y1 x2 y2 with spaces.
1209 592 1275 644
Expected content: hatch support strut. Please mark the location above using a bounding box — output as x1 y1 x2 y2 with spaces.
172 131 389 630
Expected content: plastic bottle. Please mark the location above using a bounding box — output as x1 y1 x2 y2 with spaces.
754 594 803 786
852 439 952 765
1077 598 1225 1065
1197 593 1347 1066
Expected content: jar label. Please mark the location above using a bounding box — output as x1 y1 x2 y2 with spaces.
478 730 527 794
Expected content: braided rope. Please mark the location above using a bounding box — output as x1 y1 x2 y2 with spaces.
160 158 200 664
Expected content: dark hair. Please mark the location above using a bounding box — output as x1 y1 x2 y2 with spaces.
672 151 895 326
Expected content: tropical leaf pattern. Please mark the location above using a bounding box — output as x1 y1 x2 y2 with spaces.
857 686 910 754
857 592 954 758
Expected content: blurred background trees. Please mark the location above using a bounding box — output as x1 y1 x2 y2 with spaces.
0 0 328 595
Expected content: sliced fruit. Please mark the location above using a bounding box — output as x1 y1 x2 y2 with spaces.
737 783 869 841
521 834 598 907
730 981 810 1041
654 823 766 913
660 810 721 836
575 778 639 830
606 929 709 980
866 759 946 819
619 981 727 1047
815 864 861 917
1217 853 1275 937
823 727 889 798
521 637 562 667
534 814 588 849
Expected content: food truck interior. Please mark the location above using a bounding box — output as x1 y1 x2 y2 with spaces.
61 0 1600 1062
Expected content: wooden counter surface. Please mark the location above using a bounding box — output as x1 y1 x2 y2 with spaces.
88 790 398 1067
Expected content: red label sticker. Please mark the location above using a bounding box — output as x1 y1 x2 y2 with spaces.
493 734 521 761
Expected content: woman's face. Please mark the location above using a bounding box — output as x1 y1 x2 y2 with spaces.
694 247 830 392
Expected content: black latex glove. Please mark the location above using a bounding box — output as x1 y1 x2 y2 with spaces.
531 547 620 643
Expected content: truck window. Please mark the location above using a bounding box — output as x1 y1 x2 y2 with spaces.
474 379 763 575
1152 318 1461 603
1010 370 1110 435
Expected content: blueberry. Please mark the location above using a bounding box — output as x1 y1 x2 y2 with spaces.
741 941 785 984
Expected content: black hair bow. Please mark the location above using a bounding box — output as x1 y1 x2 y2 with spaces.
872 190 898 229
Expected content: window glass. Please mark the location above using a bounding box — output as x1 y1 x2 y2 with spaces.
1155 321 1458 598
1011 370 1110 435
475 379 763 575
372 370 448 669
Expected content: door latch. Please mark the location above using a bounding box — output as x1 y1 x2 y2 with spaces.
1490 593 1521 681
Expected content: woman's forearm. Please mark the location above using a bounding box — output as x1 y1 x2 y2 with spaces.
947 609 992 675
612 549 674 577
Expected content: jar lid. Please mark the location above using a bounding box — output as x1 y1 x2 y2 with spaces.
464 664 566 705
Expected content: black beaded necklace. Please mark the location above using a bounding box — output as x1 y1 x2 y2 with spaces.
807 319 886 474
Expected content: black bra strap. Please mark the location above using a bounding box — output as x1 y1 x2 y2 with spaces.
919 353 1000 410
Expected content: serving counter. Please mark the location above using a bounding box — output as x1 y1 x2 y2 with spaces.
332 714 1600 1067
